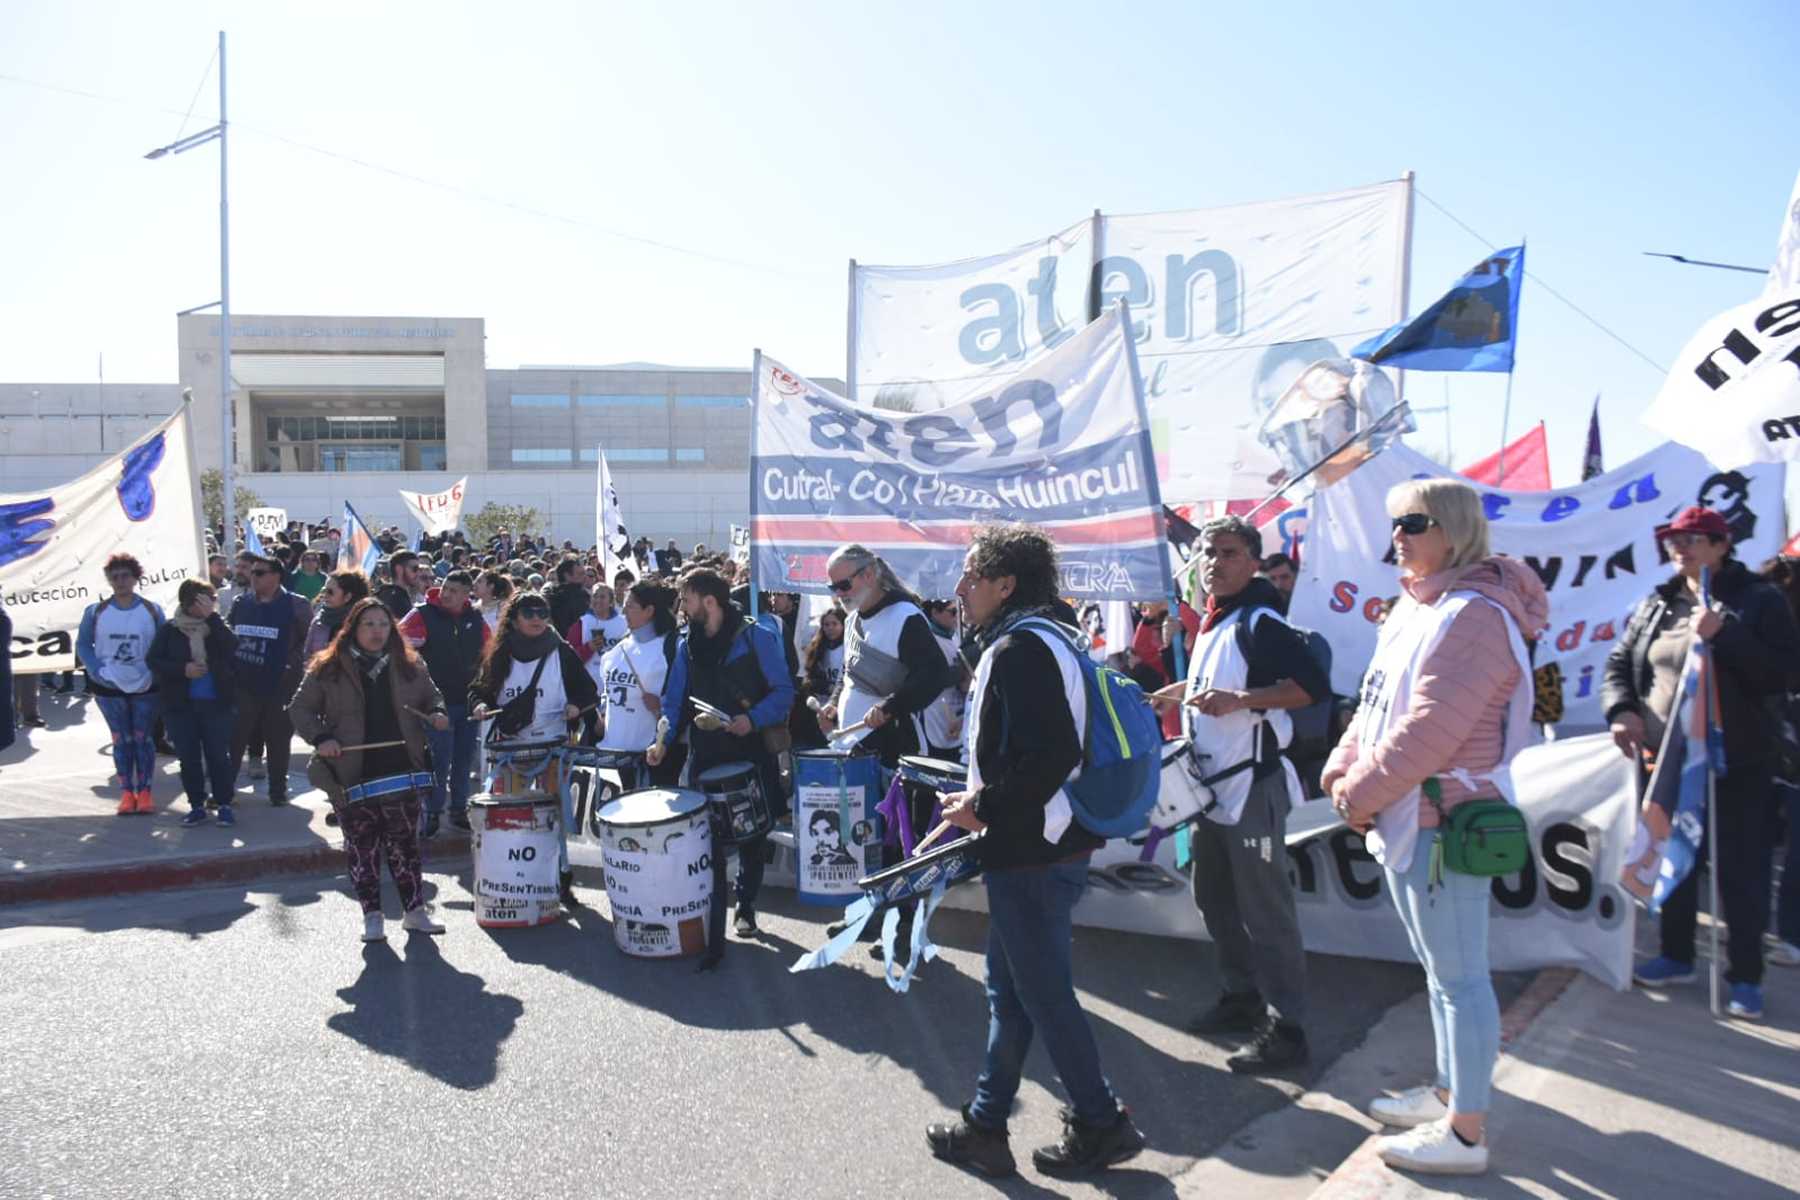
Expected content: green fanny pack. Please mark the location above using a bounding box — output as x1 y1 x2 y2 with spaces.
1423 776 1529 883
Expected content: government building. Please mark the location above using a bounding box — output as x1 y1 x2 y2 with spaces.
0 313 843 549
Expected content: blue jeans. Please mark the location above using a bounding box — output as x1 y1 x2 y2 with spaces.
165 700 237 809
96 692 159 791
1384 831 1500 1114
971 860 1120 1130
426 704 478 816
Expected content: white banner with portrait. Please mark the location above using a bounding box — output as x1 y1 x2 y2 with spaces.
1288 442 1786 730
852 180 1411 502
1 406 207 673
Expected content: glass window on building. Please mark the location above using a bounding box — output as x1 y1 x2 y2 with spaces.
675 448 705 462
512 448 574 464
674 395 748 408
511 394 570 408
578 394 665 407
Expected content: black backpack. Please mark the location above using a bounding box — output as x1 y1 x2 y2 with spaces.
1233 609 1336 761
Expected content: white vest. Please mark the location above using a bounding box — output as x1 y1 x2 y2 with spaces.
498 652 569 743
837 598 927 746
966 619 1086 845
597 635 670 753
922 625 965 753
1184 607 1299 825
576 611 630 684
95 600 157 694
1357 591 1534 872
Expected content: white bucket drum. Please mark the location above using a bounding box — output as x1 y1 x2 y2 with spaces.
469 791 564 928
597 787 713 958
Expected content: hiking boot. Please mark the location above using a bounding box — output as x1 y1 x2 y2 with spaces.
1187 989 1265 1036
448 809 472 832
559 869 581 908
402 906 446 935
1031 1106 1145 1177
925 1104 1016 1178
734 908 759 937
1228 1020 1310 1074
268 792 289 808
419 812 441 840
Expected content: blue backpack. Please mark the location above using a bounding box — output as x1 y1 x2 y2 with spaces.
1013 619 1163 837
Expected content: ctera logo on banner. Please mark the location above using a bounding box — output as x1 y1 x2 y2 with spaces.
1 405 206 673
1290 441 1785 729
398 477 466 536
751 304 1173 601
851 180 1411 504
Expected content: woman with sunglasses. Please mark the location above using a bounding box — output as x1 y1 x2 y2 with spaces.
1603 506 1800 1020
304 569 373 657
1319 480 1547 1177
289 597 449 942
76 553 166 815
469 592 598 906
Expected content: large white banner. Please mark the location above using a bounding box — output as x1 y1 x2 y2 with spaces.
1642 286 1800 469
2 407 207 674
398 476 467 536
852 181 1411 502
1290 442 1786 729
752 305 1173 601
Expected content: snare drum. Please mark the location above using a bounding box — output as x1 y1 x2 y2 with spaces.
1150 738 1212 832
469 791 563 928
597 788 713 958
695 761 774 846
792 748 884 906
343 770 434 806
857 834 984 913
565 748 648 839
893 755 966 849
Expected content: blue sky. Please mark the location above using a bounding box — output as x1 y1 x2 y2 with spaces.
1 0 1792 489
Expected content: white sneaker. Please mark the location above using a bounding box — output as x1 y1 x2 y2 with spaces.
1370 1085 1450 1129
402 906 445 935
362 912 386 942
1768 940 1800 968
1376 1119 1488 1176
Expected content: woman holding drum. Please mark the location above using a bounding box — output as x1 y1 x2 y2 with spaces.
468 591 599 908
288 597 450 943
595 580 681 789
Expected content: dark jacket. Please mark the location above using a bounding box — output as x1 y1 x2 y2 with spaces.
662 606 794 770
1601 559 1800 768
145 615 239 711
968 613 1105 871
544 581 591 642
287 655 446 799
375 582 415 622
398 588 488 703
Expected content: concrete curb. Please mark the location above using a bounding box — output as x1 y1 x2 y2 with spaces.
0 832 474 907
1305 966 1578 1199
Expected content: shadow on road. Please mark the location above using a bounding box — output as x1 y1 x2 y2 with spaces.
327 934 524 1091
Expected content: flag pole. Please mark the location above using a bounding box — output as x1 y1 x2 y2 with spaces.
1702 564 1721 1017
1242 403 1411 522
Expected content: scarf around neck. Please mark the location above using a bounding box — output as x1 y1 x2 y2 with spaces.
171 611 211 662
506 627 558 662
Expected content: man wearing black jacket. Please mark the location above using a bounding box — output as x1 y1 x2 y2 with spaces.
925 523 1143 1181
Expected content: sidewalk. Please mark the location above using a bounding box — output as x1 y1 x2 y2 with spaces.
1311 924 1800 1199
0 689 468 905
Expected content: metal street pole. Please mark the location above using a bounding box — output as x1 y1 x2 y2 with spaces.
218 30 233 558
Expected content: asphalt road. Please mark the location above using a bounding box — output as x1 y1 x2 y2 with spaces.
0 867 1423 1200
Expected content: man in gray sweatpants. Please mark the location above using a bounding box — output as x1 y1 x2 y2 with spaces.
1170 516 1328 1074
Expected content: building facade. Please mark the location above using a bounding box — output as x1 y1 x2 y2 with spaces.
0 313 841 549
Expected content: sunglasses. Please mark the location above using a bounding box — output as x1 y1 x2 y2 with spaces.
250 567 275 577
828 565 867 594
516 606 551 620
1390 513 1439 536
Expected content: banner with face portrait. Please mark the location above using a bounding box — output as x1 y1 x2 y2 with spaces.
1 406 207 673
751 304 1173 601
1288 441 1786 729
851 180 1411 503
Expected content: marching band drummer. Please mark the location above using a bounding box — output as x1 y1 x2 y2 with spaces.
592 580 682 791
815 544 953 768
926 523 1144 1181
287 597 449 944
467 592 599 909
648 568 793 950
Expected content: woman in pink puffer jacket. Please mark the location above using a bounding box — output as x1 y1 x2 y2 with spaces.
1320 478 1548 1178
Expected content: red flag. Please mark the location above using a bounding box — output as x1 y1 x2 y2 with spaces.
1462 422 1551 490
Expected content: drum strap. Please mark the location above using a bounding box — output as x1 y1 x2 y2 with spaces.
788 895 878 974
879 877 948 994
836 760 852 859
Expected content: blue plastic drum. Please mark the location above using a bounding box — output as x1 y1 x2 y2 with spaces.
791 748 884 906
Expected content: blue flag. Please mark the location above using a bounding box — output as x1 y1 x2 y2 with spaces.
1352 245 1525 372
1641 569 1721 915
241 519 264 558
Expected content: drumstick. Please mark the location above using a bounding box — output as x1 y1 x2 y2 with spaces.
331 739 407 753
911 818 954 856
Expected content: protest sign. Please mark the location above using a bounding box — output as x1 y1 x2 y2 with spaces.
751 304 1171 601
245 507 288 538
851 180 1411 502
1289 442 1785 728
398 476 466 536
1 407 206 673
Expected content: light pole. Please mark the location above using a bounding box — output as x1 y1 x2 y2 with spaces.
146 31 231 552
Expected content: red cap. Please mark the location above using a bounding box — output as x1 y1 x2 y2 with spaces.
1658 505 1732 542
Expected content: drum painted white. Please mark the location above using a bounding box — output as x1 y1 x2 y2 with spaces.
469 792 564 928
597 788 713 958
